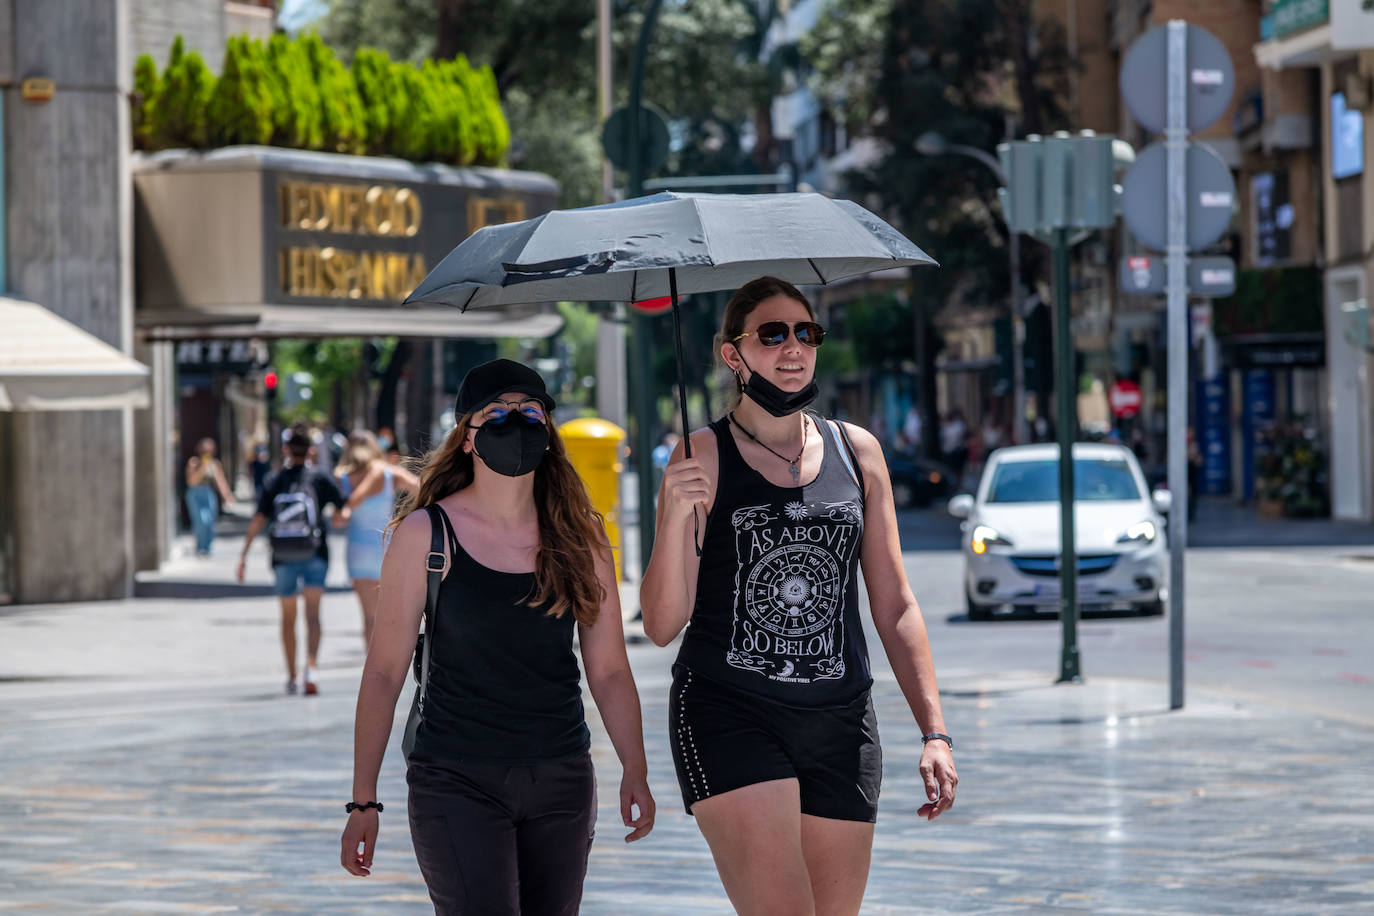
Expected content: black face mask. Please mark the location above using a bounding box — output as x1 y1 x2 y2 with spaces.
473 416 549 477
736 354 818 417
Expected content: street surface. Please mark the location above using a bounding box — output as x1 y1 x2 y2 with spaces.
1 499 1372 913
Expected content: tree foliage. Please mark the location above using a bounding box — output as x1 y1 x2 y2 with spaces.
803 0 1072 319
131 32 508 166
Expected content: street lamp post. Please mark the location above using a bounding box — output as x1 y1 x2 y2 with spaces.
915 132 1029 446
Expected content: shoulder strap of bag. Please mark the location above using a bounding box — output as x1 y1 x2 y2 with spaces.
416 505 446 709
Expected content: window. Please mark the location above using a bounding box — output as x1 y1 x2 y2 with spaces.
987 458 1142 503
1331 91 1364 180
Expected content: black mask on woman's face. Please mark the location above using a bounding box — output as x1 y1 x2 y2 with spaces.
473 415 549 477
736 354 818 417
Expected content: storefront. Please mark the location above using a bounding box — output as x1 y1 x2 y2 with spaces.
131 147 563 570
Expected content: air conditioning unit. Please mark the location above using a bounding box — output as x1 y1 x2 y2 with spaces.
1343 71 1373 112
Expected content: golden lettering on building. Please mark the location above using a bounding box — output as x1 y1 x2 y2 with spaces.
279 246 427 301
278 180 422 238
467 196 527 235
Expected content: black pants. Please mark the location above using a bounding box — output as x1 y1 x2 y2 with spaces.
407 754 597 916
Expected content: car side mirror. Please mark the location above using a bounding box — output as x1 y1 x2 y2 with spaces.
1151 489 1173 515
947 494 974 518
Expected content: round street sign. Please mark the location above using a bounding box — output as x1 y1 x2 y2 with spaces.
1121 141 1236 253
601 103 671 174
1121 23 1235 134
1108 380 1143 419
630 295 674 315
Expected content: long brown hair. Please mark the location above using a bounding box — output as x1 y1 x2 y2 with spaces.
389 414 607 626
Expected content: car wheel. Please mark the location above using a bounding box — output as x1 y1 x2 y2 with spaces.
966 590 993 621
891 479 916 508
1136 599 1165 616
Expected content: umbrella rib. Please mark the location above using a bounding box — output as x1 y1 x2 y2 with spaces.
461 287 477 313
630 271 638 304
807 258 826 285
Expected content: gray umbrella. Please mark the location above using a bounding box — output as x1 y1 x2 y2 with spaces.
404 190 937 452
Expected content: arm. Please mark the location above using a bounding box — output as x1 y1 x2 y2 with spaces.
185 456 205 487
847 423 958 821
234 514 267 582
638 431 717 646
334 464 384 528
340 511 430 876
578 539 655 842
212 461 235 505
389 463 420 494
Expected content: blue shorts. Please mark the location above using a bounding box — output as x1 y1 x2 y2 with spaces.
273 556 328 597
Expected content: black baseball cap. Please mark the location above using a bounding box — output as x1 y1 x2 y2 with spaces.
454 358 556 417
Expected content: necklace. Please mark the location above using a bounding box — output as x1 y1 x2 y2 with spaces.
729 412 808 484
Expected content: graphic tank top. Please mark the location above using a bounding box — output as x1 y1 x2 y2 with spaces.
675 414 872 706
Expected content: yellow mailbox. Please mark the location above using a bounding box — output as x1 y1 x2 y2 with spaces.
559 417 627 580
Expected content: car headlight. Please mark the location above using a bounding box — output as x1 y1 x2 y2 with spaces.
1116 520 1156 544
972 524 1012 554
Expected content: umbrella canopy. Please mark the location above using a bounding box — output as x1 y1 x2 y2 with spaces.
404 191 937 310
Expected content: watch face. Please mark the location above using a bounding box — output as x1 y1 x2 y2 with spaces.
743 543 842 638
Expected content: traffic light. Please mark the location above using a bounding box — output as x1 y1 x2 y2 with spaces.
264 370 278 408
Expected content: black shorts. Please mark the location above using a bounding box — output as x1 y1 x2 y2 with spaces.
668 664 882 823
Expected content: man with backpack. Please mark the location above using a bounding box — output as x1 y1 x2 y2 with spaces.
236 422 348 695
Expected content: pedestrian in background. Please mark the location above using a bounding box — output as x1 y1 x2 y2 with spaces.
641 276 956 916
249 441 271 505
236 422 347 696
341 359 654 914
940 408 969 488
335 429 419 647
184 437 235 557
902 403 923 457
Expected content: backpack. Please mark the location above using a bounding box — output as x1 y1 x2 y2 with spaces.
268 470 323 563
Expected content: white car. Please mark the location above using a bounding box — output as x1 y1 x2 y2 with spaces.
947 443 1171 620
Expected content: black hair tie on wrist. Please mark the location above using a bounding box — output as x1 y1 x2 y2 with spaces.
345 801 383 814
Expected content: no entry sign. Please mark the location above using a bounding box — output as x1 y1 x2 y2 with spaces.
1109 379 1143 418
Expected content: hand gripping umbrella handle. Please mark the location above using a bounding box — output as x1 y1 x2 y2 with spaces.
667 269 703 556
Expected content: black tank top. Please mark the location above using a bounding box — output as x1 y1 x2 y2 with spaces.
675 413 872 706
407 507 590 765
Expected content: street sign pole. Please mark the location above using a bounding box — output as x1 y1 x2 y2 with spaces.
627 0 664 580
1053 226 1081 683
1166 20 1189 710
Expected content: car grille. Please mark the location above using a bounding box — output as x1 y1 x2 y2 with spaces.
1010 554 1119 577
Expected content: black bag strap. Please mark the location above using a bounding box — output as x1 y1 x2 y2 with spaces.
416 504 447 709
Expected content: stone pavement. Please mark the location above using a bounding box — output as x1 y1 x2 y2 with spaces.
1 533 1372 914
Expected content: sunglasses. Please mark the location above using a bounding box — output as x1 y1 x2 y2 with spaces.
478 398 547 425
730 320 826 349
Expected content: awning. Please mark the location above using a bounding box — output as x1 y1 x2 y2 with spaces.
136 304 565 340
0 297 150 411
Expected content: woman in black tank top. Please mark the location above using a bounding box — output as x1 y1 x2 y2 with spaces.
641 277 958 916
341 359 655 915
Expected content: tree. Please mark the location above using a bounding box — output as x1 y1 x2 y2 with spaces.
207 35 276 147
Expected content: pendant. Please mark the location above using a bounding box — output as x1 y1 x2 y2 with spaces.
789 462 800 484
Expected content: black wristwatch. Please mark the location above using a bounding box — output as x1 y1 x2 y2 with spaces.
921 732 954 750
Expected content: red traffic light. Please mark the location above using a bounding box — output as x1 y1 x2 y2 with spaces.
264 371 278 390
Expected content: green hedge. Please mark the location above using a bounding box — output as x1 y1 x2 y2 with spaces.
133 32 509 167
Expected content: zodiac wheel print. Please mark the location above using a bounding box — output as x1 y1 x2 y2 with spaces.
743 544 841 638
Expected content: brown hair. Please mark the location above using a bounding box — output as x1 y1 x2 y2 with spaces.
715 276 817 398
336 429 384 476
389 415 607 626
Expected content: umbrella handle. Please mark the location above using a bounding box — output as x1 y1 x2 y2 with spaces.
669 270 692 459
667 269 704 555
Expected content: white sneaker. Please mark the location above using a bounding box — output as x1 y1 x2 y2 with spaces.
303 667 318 696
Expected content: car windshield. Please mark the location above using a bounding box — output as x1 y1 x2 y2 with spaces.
986 458 1141 503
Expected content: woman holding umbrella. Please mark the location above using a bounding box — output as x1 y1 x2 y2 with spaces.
642 276 957 915
341 359 655 914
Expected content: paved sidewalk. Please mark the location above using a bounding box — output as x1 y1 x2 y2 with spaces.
1 536 1372 913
